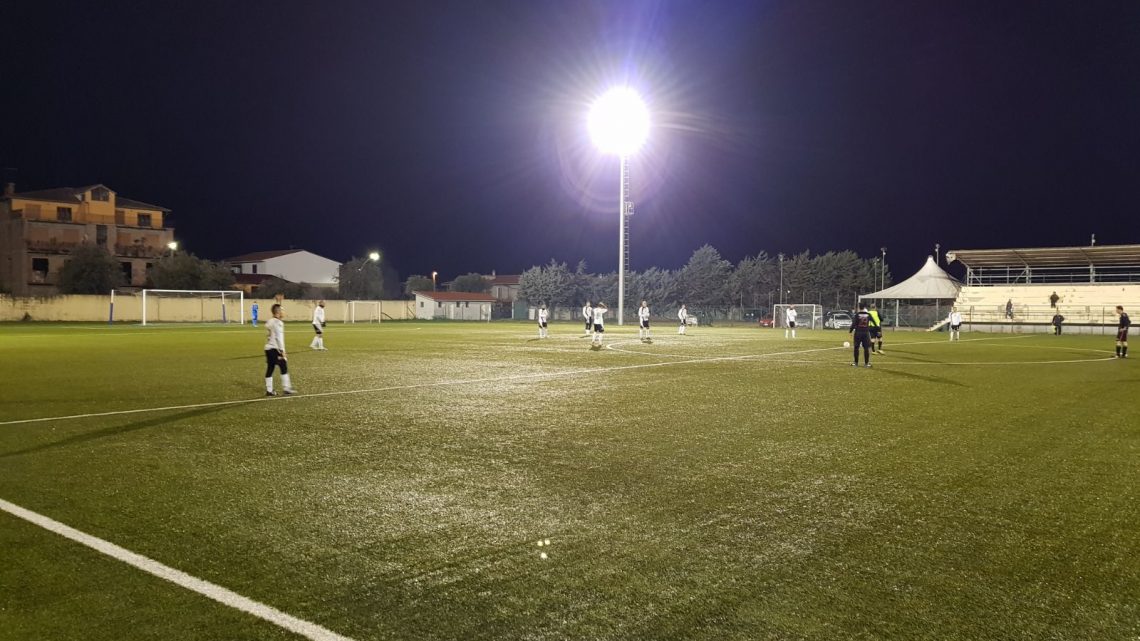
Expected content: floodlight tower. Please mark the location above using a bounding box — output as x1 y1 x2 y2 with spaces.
589 87 649 325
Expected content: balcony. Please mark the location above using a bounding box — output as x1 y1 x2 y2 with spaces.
26 238 81 254
114 243 165 258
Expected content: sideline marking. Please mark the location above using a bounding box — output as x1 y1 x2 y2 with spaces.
0 497 356 641
774 356 1117 366
0 334 1097 428
603 333 1037 358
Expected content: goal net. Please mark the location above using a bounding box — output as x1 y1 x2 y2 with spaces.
141 289 244 325
773 304 822 329
344 300 382 323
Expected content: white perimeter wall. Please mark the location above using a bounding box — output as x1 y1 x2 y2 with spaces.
0 295 413 322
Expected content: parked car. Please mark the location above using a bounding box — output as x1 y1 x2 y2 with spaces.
824 311 852 329
759 315 775 327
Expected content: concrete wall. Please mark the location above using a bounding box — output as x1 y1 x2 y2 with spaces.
0 295 414 322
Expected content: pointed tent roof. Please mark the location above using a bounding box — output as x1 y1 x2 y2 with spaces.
860 256 962 300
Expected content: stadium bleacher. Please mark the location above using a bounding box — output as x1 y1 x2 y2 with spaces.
946 245 1140 333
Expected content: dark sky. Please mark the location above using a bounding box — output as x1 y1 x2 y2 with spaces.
3 1 1139 281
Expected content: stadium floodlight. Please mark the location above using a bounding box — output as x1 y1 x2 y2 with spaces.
589 86 649 325
166 241 178 253
432 271 438 290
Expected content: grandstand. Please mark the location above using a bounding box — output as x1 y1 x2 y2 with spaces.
946 244 1140 333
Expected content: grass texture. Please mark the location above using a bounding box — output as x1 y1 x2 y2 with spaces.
1 321 1137 640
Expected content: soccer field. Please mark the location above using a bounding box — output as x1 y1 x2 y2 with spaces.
2 321 1137 641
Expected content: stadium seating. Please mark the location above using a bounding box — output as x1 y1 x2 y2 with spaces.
953 283 1140 326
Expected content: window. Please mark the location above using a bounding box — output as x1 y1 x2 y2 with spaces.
137 213 152 227
91 187 110 201
115 209 125 224
419 301 424 307
96 225 108 246
56 207 72 222
32 258 49 273
121 262 133 282
251 264 257 274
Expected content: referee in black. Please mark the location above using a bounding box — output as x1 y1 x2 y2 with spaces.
849 302 874 367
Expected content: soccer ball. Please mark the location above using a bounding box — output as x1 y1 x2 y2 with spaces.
843 341 851 348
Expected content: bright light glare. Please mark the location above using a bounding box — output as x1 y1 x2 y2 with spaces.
167 241 178 251
588 87 650 156
368 251 381 261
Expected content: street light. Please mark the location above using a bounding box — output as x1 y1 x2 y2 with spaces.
357 251 381 271
589 86 649 325
431 271 438 291
166 241 178 255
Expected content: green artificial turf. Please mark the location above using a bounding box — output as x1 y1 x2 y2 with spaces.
1 321 1137 640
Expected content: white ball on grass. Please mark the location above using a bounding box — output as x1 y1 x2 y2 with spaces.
843 341 851 348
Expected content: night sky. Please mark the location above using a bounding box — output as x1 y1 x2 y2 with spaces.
3 1 1139 281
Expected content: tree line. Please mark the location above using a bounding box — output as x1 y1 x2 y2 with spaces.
516 245 891 319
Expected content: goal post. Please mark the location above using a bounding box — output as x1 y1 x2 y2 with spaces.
772 304 822 330
141 289 245 326
344 300 382 323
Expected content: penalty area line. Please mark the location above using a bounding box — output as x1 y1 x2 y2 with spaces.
0 497 356 641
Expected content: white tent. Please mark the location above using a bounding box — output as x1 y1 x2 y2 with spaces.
860 255 962 301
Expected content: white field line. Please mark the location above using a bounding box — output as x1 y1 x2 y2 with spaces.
774 357 1117 366
0 497 356 641
603 332 1038 358
0 333 1089 429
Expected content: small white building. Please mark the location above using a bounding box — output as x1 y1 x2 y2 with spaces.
414 291 495 321
226 249 341 286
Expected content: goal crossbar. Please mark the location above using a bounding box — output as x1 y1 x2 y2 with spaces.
773 304 823 329
344 300 382 323
141 289 245 325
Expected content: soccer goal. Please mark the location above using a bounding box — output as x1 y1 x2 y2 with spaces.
140 289 244 325
773 304 822 329
344 300 382 323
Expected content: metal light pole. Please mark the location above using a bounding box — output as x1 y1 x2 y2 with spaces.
934 243 941 264
778 253 785 306
431 271 438 291
880 247 887 291
617 155 631 325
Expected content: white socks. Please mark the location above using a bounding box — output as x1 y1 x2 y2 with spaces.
786 330 796 338
268 374 294 393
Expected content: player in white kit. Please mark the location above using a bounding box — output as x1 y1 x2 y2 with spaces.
638 301 651 341
310 300 327 350
785 307 797 339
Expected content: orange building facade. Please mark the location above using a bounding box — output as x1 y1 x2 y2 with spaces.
0 183 174 295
